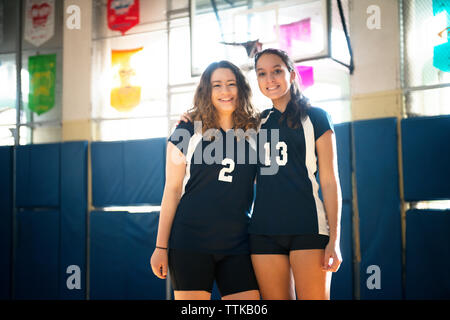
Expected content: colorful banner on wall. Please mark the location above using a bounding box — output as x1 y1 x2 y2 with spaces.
433 42 450 72
295 65 314 90
108 0 140 35
28 54 56 115
278 18 311 55
110 47 143 112
432 0 449 72
24 0 55 47
433 0 450 15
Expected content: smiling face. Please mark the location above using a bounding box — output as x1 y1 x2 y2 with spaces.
255 53 295 102
210 67 238 115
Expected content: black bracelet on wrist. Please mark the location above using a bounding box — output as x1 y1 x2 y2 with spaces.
156 246 168 250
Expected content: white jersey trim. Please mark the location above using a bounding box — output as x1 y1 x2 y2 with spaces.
303 116 329 235
181 132 203 197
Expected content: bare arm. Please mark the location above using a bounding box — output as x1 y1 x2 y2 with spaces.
155 142 186 247
316 129 342 271
150 142 186 278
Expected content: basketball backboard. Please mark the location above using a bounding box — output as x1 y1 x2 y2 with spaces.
189 0 333 76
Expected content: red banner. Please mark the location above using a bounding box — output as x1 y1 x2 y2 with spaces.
107 0 139 35
24 0 55 47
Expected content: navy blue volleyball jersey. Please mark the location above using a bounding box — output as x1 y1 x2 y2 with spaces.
168 121 257 254
249 101 334 236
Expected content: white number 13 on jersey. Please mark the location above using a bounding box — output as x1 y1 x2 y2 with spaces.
218 158 235 183
264 142 288 166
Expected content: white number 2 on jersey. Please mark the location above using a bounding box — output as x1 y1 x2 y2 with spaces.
218 158 235 183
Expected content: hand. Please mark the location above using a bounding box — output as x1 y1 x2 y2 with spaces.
178 112 192 124
322 241 342 272
150 248 168 279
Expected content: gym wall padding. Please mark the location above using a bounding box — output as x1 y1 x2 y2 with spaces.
0 146 13 300
91 138 166 207
330 123 353 300
89 211 166 300
12 142 88 300
353 118 403 300
8 117 449 300
14 210 60 300
15 143 60 208
401 115 450 201
406 209 450 299
331 202 353 300
335 122 352 202
59 141 88 299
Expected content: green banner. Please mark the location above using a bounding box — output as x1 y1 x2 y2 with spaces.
28 54 56 115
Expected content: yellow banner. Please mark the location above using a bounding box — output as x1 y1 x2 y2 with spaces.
110 47 143 112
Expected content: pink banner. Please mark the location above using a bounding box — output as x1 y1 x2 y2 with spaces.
296 65 314 90
279 18 311 55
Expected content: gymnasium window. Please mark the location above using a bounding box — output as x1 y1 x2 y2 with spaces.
0 0 63 145
91 0 170 141
402 0 450 116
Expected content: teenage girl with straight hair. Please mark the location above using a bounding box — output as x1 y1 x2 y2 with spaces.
249 48 342 300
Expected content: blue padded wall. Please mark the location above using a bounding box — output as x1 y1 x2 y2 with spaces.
89 211 126 299
331 202 353 300
12 142 88 300
91 138 166 207
16 143 60 208
59 141 88 299
0 146 13 299
91 141 123 206
123 139 166 205
353 118 402 299
14 210 60 300
311 123 354 299
401 115 450 201
330 122 353 299
335 122 352 202
89 211 166 300
406 209 450 299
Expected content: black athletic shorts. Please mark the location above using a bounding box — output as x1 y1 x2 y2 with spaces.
168 249 259 297
249 234 329 255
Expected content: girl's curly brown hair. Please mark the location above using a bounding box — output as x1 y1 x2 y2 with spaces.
187 60 260 134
